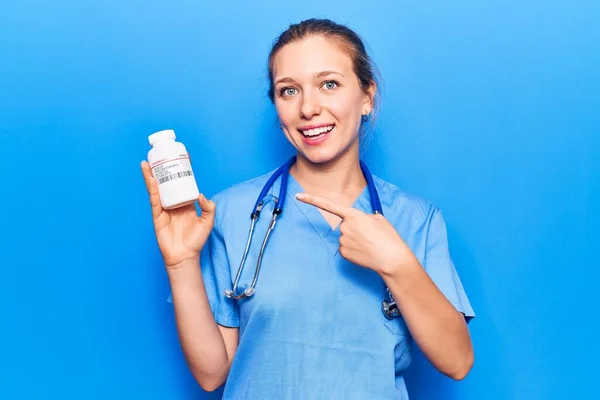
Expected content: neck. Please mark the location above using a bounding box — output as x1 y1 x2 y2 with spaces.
290 148 366 199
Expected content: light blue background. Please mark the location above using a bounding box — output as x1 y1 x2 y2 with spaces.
1 1 598 399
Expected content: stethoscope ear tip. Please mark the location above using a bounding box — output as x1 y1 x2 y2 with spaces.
224 288 256 300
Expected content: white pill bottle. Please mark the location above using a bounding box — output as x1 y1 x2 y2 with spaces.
147 129 200 210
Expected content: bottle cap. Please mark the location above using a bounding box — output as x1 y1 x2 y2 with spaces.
148 129 176 146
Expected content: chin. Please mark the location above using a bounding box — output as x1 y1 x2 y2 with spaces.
297 147 344 166
287 127 360 166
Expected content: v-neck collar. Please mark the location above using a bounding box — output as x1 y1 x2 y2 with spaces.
269 172 371 257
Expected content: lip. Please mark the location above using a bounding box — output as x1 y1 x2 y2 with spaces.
299 125 334 146
297 123 335 131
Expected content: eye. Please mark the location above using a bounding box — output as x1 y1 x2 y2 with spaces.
322 80 339 90
279 87 298 97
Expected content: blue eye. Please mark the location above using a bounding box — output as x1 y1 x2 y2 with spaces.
279 87 298 97
323 81 338 90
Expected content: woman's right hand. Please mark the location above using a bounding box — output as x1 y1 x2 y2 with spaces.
141 161 216 270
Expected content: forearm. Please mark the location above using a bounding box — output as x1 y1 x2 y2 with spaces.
381 260 473 380
167 259 231 389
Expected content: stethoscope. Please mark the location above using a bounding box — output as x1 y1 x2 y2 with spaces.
224 156 401 319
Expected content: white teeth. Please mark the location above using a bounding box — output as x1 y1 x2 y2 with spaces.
301 125 334 137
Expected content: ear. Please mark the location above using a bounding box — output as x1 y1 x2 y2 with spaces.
362 81 377 115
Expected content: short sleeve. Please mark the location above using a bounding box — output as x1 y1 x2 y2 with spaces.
424 208 475 321
167 195 240 328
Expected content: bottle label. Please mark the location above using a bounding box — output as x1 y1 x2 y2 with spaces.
150 155 194 184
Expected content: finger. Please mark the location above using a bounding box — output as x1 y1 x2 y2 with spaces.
141 161 163 218
197 193 216 221
295 193 352 218
339 221 348 235
140 161 152 193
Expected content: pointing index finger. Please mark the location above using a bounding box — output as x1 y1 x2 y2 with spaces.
295 193 353 218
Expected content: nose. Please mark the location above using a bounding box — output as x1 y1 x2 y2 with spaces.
299 90 321 119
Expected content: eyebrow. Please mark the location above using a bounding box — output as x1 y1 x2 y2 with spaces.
274 70 345 86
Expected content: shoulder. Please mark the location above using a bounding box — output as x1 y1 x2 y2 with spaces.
211 171 272 203
208 169 276 223
372 175 440 226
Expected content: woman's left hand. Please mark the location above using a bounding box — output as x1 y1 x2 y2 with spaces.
296 193 418 275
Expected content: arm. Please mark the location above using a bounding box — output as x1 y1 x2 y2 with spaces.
381 261 473 380
140 162 237 391
168 259 239 391
294 193 475 380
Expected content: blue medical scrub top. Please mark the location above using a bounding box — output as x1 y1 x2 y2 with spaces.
175 168 475 399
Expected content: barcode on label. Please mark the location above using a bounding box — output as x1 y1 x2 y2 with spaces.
158 171 193 184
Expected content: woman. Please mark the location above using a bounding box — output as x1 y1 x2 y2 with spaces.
141 18 475 399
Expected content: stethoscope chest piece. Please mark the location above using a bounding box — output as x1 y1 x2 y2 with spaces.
382 300 400 319
382 288 400 319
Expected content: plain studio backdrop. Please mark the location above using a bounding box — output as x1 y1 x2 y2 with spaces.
1 1 598 399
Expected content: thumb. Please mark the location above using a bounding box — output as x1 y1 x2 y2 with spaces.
197 193 216 220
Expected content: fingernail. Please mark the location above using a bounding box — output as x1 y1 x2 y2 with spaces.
295 193 305 200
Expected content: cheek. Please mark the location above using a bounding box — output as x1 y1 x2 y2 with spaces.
275 101 298 139
326 95 362 127
275 101 297 129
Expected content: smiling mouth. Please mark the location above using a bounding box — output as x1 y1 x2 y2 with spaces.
298 124 335 139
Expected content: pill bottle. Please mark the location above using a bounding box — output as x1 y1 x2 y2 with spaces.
147 129 200 210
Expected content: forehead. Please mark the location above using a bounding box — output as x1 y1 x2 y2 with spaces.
272 35 354 81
